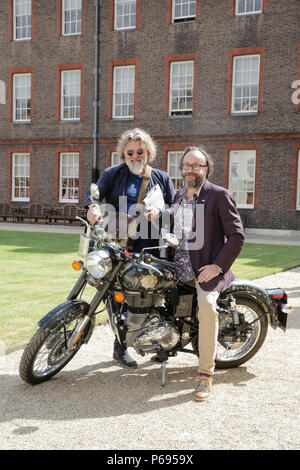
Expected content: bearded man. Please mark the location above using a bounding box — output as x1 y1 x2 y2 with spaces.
172 146 245 401
85 128 175 368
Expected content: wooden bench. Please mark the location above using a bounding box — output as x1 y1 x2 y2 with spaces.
48 204 86 225
16 203 51 224
0 202 19 222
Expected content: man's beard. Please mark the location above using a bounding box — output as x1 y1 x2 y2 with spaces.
126 158 146 175
184 175 204 188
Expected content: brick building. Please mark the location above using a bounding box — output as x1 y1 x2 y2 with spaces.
0 0 299 230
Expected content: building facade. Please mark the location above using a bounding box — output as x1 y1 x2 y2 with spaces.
0 0 299 230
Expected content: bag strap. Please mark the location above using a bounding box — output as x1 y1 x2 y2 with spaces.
126 165 152 250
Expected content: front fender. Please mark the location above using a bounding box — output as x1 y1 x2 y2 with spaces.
38 300 90 331
220 279 277 328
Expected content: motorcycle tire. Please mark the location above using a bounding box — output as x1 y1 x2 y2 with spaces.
192 296 268 369
19 315 88 385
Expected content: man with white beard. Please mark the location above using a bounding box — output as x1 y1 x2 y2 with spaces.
85 128 175 367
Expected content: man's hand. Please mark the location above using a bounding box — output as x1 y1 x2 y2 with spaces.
144 207 161 222
87 205 101 225
198 264 222 283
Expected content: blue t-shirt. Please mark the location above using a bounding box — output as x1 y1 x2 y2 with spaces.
126 172 143 213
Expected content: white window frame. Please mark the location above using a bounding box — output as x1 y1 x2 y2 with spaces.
297 150 300 210
112 65 135 119
111 151 122 166
229 150 256 209
172 0 196 22
114 0 136 30
235 0 262 16
167 151 184 190
13 73 31 122
61 69 81 121
231 54 260 114
62 0 82 36
12 153 30 202
59 152 79 203
169 61 194 116
13 0 31 41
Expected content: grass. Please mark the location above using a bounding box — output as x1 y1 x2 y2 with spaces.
1 230 300 350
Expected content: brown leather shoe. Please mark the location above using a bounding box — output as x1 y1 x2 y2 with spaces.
195 375 212 402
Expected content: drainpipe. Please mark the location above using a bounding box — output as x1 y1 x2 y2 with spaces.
92 0 101 183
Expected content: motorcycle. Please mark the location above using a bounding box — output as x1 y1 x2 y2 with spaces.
19 185 291 386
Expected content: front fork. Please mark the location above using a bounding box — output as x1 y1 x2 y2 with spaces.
66 262 124 349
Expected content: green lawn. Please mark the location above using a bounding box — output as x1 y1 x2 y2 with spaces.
1 230 300 350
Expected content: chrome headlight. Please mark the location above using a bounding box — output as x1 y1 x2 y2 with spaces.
86 250 113 279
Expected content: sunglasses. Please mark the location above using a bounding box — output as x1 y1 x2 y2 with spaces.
126 149 144 156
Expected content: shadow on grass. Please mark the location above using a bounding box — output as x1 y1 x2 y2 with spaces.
0 231 79 254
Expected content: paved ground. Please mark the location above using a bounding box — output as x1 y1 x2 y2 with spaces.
0 223 299 450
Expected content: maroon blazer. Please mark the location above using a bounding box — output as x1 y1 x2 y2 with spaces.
173 180 245 292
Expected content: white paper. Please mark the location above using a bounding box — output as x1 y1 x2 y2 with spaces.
143 184 165 211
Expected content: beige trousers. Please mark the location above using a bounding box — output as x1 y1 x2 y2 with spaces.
195 281 219 376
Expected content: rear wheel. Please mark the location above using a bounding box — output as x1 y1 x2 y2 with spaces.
19 315 89 385
192 297 268 369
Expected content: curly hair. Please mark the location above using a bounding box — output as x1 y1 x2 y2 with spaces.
116 128 157 164
179 146 214 178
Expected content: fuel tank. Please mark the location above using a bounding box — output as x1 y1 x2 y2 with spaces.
120 260 177 292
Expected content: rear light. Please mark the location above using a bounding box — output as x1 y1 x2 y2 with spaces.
267 289 288 302
271 293 286 300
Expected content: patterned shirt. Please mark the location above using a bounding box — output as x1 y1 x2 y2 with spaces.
174 185 203 282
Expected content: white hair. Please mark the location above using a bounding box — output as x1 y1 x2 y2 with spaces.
116 128 157 163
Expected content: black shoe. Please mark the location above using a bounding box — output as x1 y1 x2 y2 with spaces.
113 349 138 368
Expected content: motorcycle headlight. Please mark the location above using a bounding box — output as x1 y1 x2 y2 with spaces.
86 250 113 279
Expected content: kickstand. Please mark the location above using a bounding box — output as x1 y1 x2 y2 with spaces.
161 361 167 387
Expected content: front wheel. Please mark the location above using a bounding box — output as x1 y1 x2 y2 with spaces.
192 297 268 369
19 315 89 385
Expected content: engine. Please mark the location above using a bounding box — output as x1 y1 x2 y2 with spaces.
124 310 180 355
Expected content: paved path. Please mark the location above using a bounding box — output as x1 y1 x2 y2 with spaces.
0 266 299 450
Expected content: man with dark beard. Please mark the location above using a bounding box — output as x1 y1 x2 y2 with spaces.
172 147 245 401
85 128 175 368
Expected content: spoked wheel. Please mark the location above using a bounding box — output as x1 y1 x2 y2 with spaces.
192 297 268 369
215 298 268 368
19 316 88 385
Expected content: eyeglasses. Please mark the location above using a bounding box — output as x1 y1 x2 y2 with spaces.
181 163 207 171
126 149 144 156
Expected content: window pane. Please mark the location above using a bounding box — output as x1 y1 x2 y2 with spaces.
232 55 260 113
115 0 136 30
113 65 135 118
13 73 31 121
229 150 256 208
167 151 184 190
14 0 31 40
60 153 79 202
12 153 30 201
62 0 82 35
170 61 194 115
236 0 262 15
61 70 81 120
173 0 196 21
